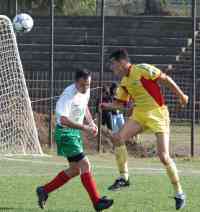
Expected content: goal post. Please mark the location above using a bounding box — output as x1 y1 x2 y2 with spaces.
0 15 43 155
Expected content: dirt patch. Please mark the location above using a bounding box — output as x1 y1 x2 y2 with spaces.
34 112 51 146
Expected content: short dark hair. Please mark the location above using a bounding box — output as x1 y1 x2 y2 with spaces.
75 69 91 81
109 49 129 61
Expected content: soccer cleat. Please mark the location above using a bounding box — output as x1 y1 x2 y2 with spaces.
94 196 114 211
36 186 48 209
108 177 130 191
174 193 186 210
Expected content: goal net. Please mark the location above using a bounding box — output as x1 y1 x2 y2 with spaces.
0 15 43 155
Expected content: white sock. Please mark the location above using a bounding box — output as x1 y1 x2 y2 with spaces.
175 192 185 199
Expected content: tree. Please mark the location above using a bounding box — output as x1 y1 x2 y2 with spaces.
144 0 171 15
32 0 96 16
55 0 96 16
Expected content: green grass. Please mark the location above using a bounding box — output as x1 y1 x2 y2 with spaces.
0 154 200 212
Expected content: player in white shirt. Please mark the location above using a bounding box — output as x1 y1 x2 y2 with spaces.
36 69 113 211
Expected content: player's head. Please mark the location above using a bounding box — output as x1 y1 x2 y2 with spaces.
75 69 91 93
109 49 130 76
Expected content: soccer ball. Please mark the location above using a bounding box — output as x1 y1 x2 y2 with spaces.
13 13 34 33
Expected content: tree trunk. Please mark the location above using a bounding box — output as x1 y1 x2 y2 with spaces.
144 0 170 15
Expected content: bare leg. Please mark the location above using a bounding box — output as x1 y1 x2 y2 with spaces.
111 119 143 146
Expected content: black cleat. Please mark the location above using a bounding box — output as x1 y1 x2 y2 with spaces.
174 193 186 210
36 186 48 209
94 196 114 211
108 178 130 191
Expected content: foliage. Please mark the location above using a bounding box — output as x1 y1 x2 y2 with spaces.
55 0 96 16
19 0 193 16
144 0 171 15
179 0 191 16
32 0 96 16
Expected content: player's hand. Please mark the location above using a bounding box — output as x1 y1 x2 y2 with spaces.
179 94 189 107
89 122 98 137
83 124 98 137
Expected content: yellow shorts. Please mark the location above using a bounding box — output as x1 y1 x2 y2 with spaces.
131 106 170 133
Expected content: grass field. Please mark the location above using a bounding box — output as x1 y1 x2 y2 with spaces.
0 154 200 212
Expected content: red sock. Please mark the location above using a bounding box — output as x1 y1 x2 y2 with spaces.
43 171 71 193
81 172 100 205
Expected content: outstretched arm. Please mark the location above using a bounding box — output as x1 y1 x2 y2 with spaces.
100 99 126 111
158 72 189 107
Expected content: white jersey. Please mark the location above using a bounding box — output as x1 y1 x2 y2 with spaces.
56 83 90 125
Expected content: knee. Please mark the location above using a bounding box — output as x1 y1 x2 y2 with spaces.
112 133 124 147
66 166 80 177
158 153 171 166
73 167 81 176
80 159 91 173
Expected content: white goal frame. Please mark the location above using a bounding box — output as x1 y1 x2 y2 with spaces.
0 15 43 155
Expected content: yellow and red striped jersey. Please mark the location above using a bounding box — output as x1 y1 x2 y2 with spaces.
115 63 165 110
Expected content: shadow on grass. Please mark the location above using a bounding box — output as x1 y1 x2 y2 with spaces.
45 209 94 212
1 208 94 212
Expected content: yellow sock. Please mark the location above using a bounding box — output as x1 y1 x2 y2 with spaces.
114 145 129 181
165 159 183 194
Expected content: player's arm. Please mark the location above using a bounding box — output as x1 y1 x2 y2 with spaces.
85 106 94 124
60 116 88 131
101 83 130 111
85 106 98 136
126 99 134 117
138 63 188 107
60 115 97 136
100 99 125 111
158 72 189 107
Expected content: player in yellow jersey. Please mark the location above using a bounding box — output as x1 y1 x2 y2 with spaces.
101 49 188 210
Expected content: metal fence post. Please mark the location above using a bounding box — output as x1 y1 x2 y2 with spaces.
97 0 105 152
191 0 197 156
49 0 55 148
